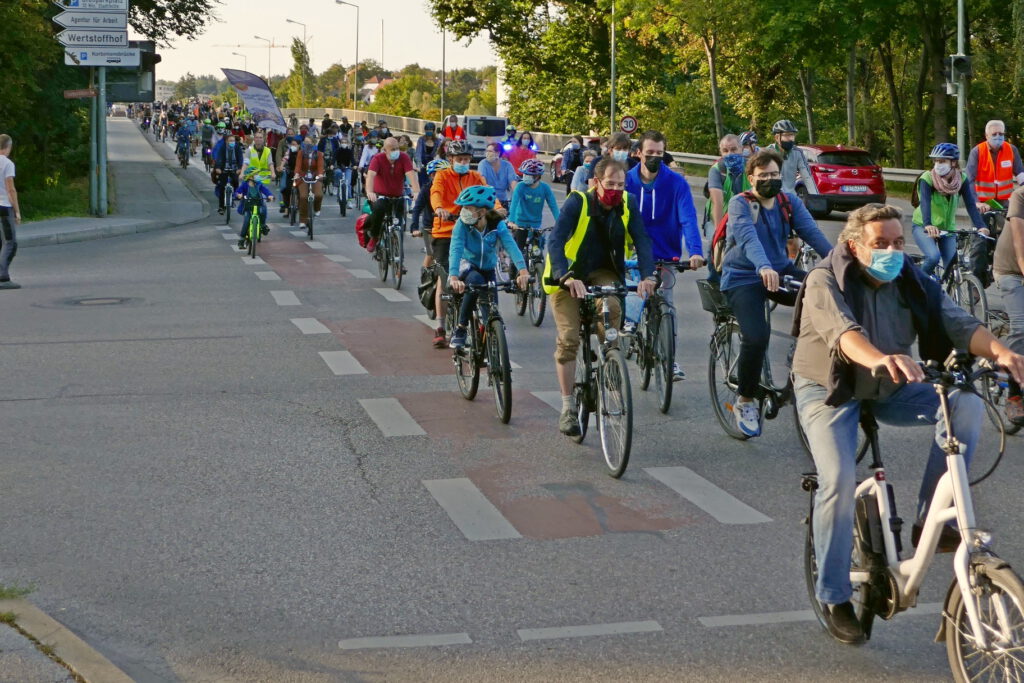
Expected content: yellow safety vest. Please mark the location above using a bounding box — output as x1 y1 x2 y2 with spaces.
543 190 633 295
247 145 273 184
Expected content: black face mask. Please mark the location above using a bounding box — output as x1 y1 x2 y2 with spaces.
755 178 783 198
644 156 662 173
780 140 795 151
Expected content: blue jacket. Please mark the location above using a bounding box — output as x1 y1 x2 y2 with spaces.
215 140 244 171
508 181 559 229
235 180 273 215
449 215 527 275
625 164 702 262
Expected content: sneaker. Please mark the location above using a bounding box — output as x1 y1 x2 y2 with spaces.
218 206 225 215
824 601 865 645
0 280 21 290
237 239 246 249
449 327 468 349
1006 396 1024 427
261 226 269 236
366 238 377 253
559 408 581 436
622 321 636 335
347 199 354 209
672 362 686 382
432 327 447 348
315 210 321 217
911 520 961 553
298 222 306 229
733 401 761 437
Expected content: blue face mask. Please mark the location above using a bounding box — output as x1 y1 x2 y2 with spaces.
864 248 904 282
722 153 745 175
990 134 1005 149
453 162 470 175
612 150 629 162
228 142 235 148
388 150 400 161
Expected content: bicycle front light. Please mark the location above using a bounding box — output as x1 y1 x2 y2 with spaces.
605 328 619 343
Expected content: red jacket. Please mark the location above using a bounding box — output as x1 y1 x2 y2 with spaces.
442 125 465 141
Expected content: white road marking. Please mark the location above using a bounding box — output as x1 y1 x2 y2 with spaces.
270 290 301 306
325 254 351 263
374 288 411 302
359 398 425 436
290 230 306 238
699 603 942 628
644 467 771 524
530 391 563 412
510 360 522 369
216 225 231 231
290 318 331 335
307 240 329 250
517 621 663 642
254 271 281 281
414 314 436 329
348 269 376 279
221 233 237 240
423 478 521 541
241 257 266 265
320 351 368 375
338 633 472 650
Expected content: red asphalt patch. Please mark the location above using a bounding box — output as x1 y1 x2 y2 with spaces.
326 318 452 375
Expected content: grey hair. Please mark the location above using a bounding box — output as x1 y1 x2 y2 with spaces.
719 134 740 150
986 120 1006 135
839 203 904 243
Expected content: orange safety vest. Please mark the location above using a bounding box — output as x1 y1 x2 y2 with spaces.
974 141 1015 202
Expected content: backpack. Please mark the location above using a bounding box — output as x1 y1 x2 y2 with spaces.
710 191 792 272
910 172 927 208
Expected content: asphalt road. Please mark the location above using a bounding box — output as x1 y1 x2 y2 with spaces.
2 122 1022 682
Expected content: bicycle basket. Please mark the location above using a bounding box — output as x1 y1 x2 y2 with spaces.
696 279 731 316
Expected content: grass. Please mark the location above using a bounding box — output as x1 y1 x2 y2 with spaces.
20 176 91 223
0 612 15 624
0 583 32 600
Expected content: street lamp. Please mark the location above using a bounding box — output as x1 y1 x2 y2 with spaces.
232 51 247 72
336 1 359 111
254 35 272 83
610 0 616 134
286 18 308 117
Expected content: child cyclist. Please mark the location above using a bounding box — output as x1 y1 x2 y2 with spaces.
447 185 530 349
235 166 274 249
508 158 559 255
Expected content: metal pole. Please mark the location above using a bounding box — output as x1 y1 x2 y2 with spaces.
956 0 967 163
302 25 307 117
610 0 616 134
89 67 98 215
441 29 446 121
354 8 359 109
380 19 384 69
98 66 108 217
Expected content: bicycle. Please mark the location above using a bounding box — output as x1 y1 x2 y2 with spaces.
335 165 350 217
295 173 320 239
982 308 1023 436
241 194 265 260
288 179 299 227
700 275 806 440
932 229 992 322
374 196 406 290
801 353 1022 682
510 226 551 327
443 281 517 424
221 173 236 227
201 142 213 173
625 260 695 414
177 142 189 169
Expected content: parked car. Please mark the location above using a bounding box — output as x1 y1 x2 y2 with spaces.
796 144 886 219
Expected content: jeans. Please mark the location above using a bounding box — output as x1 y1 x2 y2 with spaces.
0 207 16 280
912 224 957 277
794 375 984 604
998 274 1024 397
458 267 495 327
722 263 804 398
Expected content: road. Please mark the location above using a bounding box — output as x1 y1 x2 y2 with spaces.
1 120 1021 682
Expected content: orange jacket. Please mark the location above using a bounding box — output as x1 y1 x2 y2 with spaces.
430 168 499 239
974 141 1015 202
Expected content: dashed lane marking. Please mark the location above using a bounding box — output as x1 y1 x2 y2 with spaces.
358 398 426 436
414 314 435 329
517 620 663 642
325 254 351 263
289 230 307 238
510 360 522 369
347 269 376 279
307 240 328 250
698 603 941 628
290 318 331 335
338 633 473 650
240 257 266 265
530 391 563 412
270 290 301 306
319 351 369 375
374 288 411 302
644 467 771 525
221 233 237 240
423 478 521 541
255 271 281 281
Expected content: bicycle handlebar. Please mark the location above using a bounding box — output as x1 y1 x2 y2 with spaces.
869 354 1007 386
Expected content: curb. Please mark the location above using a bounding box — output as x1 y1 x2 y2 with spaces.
0 599 133 683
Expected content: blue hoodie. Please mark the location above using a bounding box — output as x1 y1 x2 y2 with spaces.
625 163 702 262
449 215 527 275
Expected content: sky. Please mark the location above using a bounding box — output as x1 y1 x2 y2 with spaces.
149 0 496 82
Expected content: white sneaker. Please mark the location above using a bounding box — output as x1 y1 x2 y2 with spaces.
315 211 321 217
347 200 354 208
298 222 306 228
733 401 761 437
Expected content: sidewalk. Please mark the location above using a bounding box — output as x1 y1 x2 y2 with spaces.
21 118 207 247
0 621 76 683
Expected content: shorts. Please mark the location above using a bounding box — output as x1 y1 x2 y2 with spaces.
431 237 451 272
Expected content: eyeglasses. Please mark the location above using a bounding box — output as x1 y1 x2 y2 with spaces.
598 179 626 190
752 172 781 180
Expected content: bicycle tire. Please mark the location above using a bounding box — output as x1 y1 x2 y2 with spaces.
377 230 389 282
952 273 989 321
528 262 547 326
515 284 528 316
456 318 480 400
708 320 749 440
488 318 513 424
654 305 675 414
599 346 633 478
390 225 404 290
637 306 653 392
307 194 314 239
803 495 831 632
248 212 260 260
339 179 348 217
573 349 591 444
223 190 232 226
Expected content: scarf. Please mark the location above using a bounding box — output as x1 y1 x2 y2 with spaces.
931 162 963 196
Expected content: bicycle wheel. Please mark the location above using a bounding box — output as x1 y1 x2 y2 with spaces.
945 560 1024 682
952 273 989 321
487 318 512 424
528 262 547 326
653 305 675 414
573 348 592 444
390 226 404 290
339 181 348 217
598 346 633 478
377 230 389 282
515 283 528 316
248 214 259 259
708 320 748 440
223 191 232 226
804 493 831 631
307 194 314 239
455 317 480 400
637 307 653 392
289 190 297 226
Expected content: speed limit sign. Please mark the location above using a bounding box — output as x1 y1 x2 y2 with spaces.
620 116 638 134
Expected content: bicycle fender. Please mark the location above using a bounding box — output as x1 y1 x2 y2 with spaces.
934 551 1008 642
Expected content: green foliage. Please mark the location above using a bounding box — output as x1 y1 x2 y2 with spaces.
276 38 318 108
174 72 198 100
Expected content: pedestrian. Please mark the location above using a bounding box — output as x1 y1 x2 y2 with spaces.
0 134 20 290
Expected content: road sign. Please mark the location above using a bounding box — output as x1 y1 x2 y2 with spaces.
52 0 129 10
64 88 98 99
620 116 638 134
54 10 128 30
57 29 128 47
64 47 140 66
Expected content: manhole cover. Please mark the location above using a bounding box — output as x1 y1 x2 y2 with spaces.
64 297 137 307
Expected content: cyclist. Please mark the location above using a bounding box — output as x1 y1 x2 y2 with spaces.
293 136 325 228
365 137 419 250
358 131 380 176
994 185 1024 424
376 119 391 139
317 125 342 193
185 115 199 155
544 157 657 436
234 166 274 248
174 123 192 164
509 158 559 254
200 118 215 160
911 142 988 277
447 185 531 349
966 119 1024 216
507 131 538 171
570 149 598 193
412 158 449 247
213 134 244 212
705 134 748 235
430 140 500 348
720 148 832 437
767 119 814 195
559 135 586 190
791 203 1024 644
479 142 518 209
277 135 302 214
338 116 352 138
335 130 355 210
500 125 517 155
414 122 440 186
739 131 759 158
246 130 277 193
605 132 636 169
625 129 704 381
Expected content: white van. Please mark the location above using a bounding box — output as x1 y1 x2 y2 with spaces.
448 115 509 161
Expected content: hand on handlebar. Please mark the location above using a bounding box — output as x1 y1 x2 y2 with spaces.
924 225 940 238
759 267 780 292
448 276 465 294
993 350 1024 386
515 268 530 291
874 354 925 384
689 255 706 270
564 277 588 299
367 192 378 204
637 278 657 299
435 208 452 221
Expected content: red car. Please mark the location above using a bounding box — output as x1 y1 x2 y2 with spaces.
796 144 886 219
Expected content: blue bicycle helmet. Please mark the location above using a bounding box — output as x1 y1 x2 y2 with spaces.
739 131 758 147
426 159 450 174
454 184 496 208
929 142 960 160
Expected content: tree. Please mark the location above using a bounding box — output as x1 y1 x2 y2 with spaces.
372 75 439 116
278 38 317 107
174 72 198 100
129 0 218 41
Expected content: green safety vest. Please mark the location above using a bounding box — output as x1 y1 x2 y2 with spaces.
247 145 273 183
704 162 750 224
912 170 966 232
543 190 633 295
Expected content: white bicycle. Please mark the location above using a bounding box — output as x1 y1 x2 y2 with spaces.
802 352 1023 682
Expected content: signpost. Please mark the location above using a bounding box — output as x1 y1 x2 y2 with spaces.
52 0 129 10
64 48 140 67
57 29 129 47
619 115 638 134
64 88 98 99
54 11 128 30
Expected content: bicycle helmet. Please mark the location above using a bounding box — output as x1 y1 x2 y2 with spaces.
368 130 378 140
216 122 226 129
928 142 960 160
771 119 798 134
454 184 497 208
426 159 450 174
518 159 545 177
739 131 758 147
447 139 472 156
424 121 436 132
506 125 516 135
204 118 211 124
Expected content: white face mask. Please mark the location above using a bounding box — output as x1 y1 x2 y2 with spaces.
485 151 497 162
933 161 952 177
459 208 479 225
